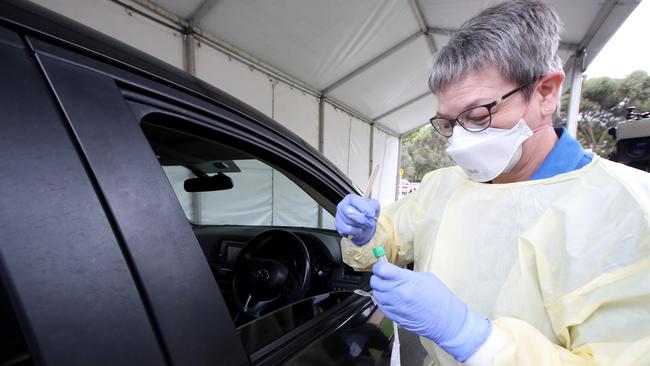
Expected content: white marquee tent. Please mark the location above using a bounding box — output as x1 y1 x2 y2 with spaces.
30 0 640 206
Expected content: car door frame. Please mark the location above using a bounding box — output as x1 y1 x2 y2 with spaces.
28 38 251 366
0 24 168 366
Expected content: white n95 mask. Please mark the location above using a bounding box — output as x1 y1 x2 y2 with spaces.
445 119 533 182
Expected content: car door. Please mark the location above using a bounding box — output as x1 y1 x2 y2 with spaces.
28 30 392 365
0 25 166 366
27 38 249 366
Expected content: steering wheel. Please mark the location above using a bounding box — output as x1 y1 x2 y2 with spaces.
232 229 311 318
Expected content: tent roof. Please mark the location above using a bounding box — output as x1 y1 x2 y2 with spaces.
146 0 640 136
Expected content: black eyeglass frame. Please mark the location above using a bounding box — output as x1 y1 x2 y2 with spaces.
429 80 532 137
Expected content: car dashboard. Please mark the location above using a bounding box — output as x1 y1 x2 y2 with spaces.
192 225 370 320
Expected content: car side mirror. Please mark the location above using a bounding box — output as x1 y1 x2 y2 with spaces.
184 173 233 192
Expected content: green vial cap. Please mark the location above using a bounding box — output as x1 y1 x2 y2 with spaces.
373 246 386 259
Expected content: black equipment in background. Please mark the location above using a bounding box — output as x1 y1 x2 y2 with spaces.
608 107 650 172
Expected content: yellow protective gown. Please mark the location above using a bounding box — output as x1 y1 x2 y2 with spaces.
342 156 650 365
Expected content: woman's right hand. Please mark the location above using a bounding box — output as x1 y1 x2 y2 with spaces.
335 194 380 246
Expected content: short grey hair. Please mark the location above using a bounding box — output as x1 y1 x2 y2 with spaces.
428 0 563 99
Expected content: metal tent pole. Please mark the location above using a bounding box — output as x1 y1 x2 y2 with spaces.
566 50 586 137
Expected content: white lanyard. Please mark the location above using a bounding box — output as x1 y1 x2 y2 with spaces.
354 289 401 366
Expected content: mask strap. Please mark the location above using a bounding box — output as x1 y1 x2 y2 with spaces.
532 124 552 133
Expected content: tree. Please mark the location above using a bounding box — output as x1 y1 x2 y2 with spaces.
617 70 650 112
559 76 621 156
400 125 455 181
559 70 650 157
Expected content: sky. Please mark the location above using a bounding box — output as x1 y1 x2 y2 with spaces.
585 0 650 80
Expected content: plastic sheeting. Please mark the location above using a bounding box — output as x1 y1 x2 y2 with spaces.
30 0 184 69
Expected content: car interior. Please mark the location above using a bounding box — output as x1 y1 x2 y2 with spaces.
140 119 370 331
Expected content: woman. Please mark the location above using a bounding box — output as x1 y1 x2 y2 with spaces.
336 0 650 364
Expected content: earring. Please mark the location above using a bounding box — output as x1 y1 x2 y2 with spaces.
544 107 551 113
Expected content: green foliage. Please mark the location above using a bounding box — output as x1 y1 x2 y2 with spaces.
559 70 650 157
402 70 650 179
400 125 455 181
618 70 650 112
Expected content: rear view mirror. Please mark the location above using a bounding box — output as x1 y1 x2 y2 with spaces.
184 173 233 192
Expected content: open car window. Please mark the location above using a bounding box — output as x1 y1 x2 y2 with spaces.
137 111 374 360
142 120 336 229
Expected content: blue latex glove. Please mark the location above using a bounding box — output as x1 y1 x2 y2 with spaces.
335 194 380 246
371 262 492 362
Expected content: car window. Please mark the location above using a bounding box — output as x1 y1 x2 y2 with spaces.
142 120 335 229
136 104 371 360
237 292 353 355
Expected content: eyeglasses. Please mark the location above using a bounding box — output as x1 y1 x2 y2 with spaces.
429 81 531 137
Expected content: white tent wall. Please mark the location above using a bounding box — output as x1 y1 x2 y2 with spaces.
199 160 274 225
30 0 184 69
30 0 404 213
195 43 273 117
372 128 400 206
272 82 320 149
271 83 321 228
323 103 352 176
162 166 192 219
271 171 319 228
348 118 371 189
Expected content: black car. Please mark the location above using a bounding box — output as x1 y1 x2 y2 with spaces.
0 1 394 365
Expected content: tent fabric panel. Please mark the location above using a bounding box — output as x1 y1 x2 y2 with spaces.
327 37 432 119
320 208 336 230
372 128 400 206
152 0 204 20
271 171 319 228
199 0 419 90
161 166 193 220
273 82 320 149
199 160 273 225
577 0 641 67
420 0 601 44
551 0 609 44
30 0 184 69
557 48 573 66
376 93 437 136
323 103 352 175
347 118 371 189
195 43 273 117
419 1 487 31
431 34 451 54
34 0 635 140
